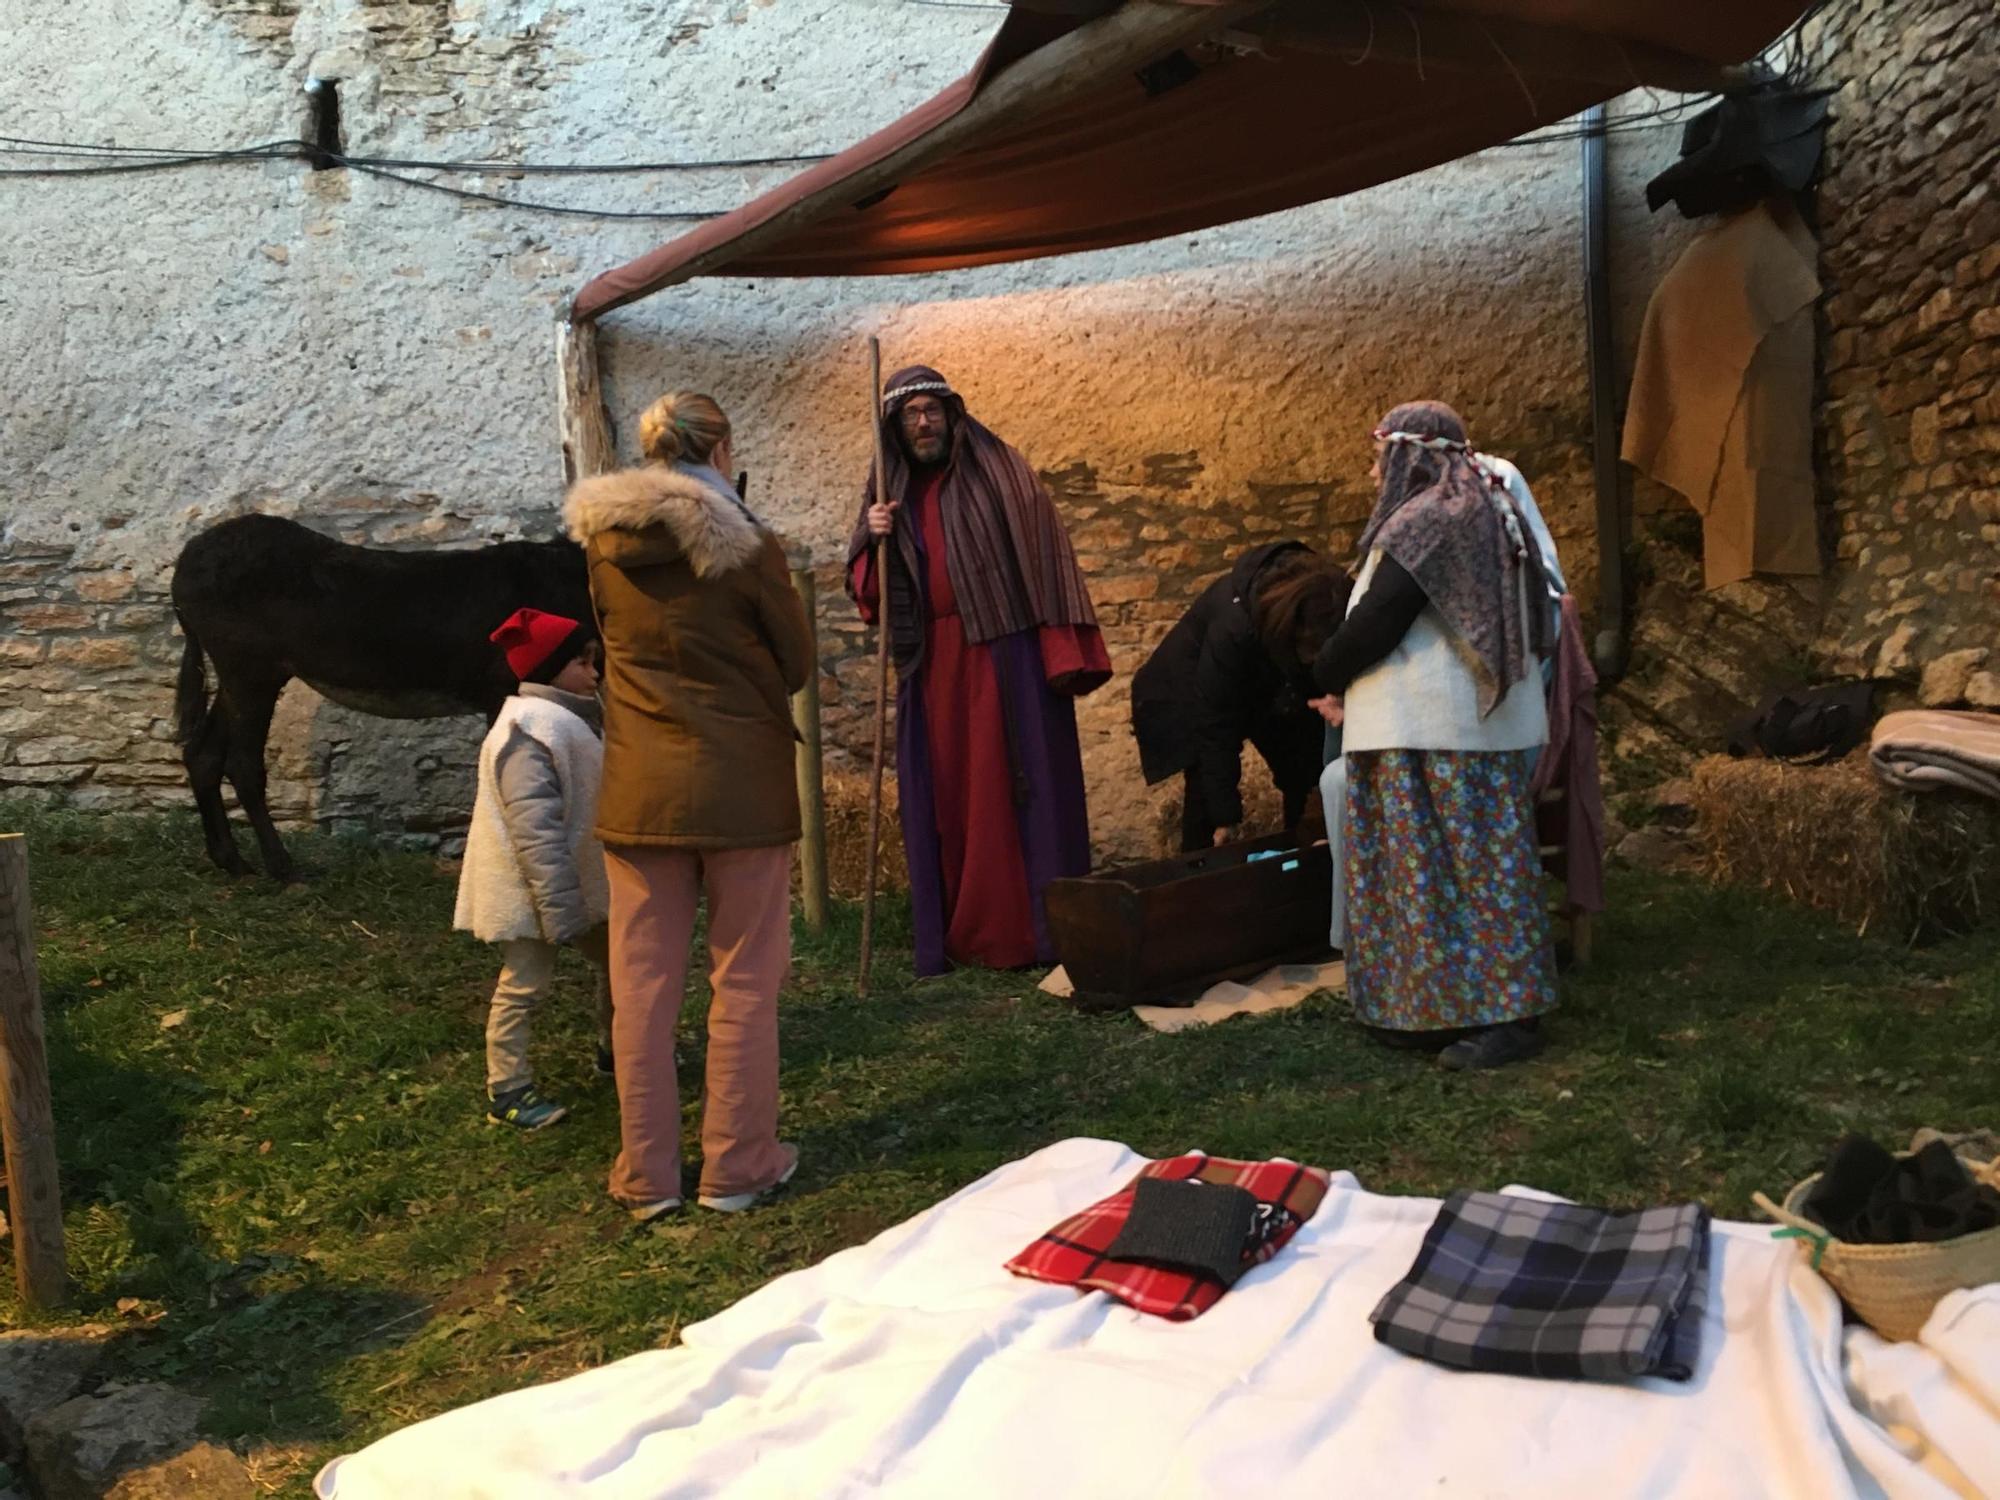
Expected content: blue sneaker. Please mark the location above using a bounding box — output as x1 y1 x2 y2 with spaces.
487 1084 568 1131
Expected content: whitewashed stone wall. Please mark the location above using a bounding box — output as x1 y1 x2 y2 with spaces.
10 0 1979 862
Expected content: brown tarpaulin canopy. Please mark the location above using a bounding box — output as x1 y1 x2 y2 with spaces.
572 0 1809 321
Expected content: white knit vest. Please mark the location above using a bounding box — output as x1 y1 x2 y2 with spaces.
453 695 610 944
1341 549 1549 755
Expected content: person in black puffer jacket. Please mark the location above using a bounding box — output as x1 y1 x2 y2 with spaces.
1131 544 1352 851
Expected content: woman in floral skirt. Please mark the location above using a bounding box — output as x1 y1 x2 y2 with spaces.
1310 400 1558 1070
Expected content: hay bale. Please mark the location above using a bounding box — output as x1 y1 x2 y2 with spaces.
1147 777 1326 859
1689 752 2000 940
819 768 908 899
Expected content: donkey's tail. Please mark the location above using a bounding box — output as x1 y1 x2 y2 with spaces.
174 612 211 748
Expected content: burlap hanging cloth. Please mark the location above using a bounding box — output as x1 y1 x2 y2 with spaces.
1623 198 1822 589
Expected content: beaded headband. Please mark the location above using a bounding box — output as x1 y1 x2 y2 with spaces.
883 379 954 413
1372 429 1526 555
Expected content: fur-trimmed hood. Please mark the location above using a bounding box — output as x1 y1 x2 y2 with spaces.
562 463 763 580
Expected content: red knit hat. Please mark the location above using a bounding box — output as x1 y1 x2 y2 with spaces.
490 608 588 684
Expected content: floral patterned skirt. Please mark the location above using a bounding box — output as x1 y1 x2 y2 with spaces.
1344 748 1558 1032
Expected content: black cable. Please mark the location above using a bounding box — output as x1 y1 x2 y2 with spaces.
334 152 722 220
343 148 832 174
0 139 300 176
0 131 829 174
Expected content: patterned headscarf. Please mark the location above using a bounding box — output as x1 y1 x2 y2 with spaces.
1358 400 1554 716
847 365 1098 680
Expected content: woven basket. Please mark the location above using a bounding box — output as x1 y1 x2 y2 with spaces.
1753 1155 2000 1342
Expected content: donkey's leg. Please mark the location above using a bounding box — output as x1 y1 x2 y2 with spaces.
216 669 297 882
185 708 251 876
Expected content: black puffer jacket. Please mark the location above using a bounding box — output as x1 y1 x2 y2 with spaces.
1131 543 1346 827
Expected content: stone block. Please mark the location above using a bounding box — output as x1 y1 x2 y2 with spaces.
0 1326 114 1461
48 639 141 668
1909 404 1943 464
13 736 127 766
91 764 188 788
25 1383 250 1500
1090 575 1160 605
1874 621 1921 677
6 605 92 632
1966 672 2000 709
73 572 136 603
0 641 43 666
1920 648 1989 706
0 766 88 787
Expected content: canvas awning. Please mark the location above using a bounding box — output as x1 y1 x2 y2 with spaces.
572 0 1811 321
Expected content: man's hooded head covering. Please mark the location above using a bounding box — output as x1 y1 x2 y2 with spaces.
848 365 1101 687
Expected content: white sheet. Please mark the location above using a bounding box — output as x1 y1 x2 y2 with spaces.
1846 1288 2000 1498
317 1139 1963 1500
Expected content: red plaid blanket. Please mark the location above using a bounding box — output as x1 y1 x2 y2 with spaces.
1006 1153 1332 1320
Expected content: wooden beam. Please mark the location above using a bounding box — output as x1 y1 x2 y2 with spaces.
556 319 618 484
586 0 1277 312
0 833 68 1311
789 561 831 933
1240 1 1744 101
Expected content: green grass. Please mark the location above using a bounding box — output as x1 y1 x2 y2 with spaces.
3 800 1998 1494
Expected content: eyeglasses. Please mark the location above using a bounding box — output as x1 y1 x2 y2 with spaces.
898 402 947 431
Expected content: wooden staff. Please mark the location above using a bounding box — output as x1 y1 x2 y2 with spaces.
789 562 830 933
857 338 892 996
0 833 68 1310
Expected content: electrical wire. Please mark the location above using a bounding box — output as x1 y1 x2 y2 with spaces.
333 151 723 220
0 131 829 174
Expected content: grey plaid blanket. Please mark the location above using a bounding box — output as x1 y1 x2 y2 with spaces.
1370 1191 1711 1382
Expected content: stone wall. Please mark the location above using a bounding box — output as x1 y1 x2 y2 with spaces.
9 0 1987 864
1602 0 1999 778
2 0 1650 863
1810 0 1999 696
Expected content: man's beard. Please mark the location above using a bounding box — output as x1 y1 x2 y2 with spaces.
903 429 949 467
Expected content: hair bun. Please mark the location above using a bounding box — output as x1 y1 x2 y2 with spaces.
638 391 730 466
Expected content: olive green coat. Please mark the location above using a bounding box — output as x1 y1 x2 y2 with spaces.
563 463 812 850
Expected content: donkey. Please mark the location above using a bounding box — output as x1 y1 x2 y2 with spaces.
170 514 591 880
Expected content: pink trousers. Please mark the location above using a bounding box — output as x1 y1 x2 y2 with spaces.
604 844 793 1204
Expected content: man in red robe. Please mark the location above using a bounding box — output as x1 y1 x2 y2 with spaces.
848 366 1110 977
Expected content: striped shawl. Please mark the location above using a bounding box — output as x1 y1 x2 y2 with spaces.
846 365 1098 677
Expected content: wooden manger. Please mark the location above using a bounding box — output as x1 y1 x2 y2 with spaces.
1044 835 1334 1012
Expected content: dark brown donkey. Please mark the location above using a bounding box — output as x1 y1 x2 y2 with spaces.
170 514 591 879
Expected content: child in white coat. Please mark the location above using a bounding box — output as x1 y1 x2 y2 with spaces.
454 608 612 1130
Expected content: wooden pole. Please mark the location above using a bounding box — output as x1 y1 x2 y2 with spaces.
557 318 618 485
0 834 68 1311
857 338 892 996
790 562 830 934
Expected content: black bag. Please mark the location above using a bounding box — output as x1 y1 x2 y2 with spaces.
1725 682 1886 766
1645 86 1833 219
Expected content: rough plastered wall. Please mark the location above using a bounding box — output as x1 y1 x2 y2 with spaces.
1602 0 2000 778
3 0 1694 864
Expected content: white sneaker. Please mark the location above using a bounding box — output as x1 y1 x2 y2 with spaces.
624 1196 682 1225
698 1146 800 1213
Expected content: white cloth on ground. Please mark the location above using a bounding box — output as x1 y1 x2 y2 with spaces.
1131 959 1346 1033
316 1138 1959 1500
1845 1287 2000 1500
